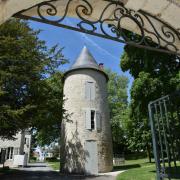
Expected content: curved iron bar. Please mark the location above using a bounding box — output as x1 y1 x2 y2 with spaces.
37 1 71 23
140 11 178 52
13 0 180 56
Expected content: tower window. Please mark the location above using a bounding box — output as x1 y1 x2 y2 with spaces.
91 110 95 130
85 82 95 100
85 109 101 131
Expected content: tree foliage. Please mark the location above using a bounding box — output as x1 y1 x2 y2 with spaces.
106 69 129 154
120 41 180 161
34 72 64 146
0 19 67 139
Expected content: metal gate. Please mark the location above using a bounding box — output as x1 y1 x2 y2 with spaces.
148 91 180 180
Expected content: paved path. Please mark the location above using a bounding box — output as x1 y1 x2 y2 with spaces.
0 163 124 180
15 163 53 172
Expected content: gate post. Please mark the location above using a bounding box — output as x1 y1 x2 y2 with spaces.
148 103 162 180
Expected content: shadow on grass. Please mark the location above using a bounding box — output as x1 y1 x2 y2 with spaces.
149 170 156 173
150 166 180 179
0 167 18 175
113 164 141 171
166 166 180 179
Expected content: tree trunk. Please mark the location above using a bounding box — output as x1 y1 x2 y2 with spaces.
146 144 152 163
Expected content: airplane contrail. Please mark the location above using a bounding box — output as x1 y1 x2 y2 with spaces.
65 18 121 62
80 33 120 61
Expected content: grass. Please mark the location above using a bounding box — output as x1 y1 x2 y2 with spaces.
0 167 17 175
48 161 60 171
116 158 180 180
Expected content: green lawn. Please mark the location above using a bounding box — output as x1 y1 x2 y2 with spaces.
116 159 180 180
0 167 17 175
48 161 60 171
47 158 180 179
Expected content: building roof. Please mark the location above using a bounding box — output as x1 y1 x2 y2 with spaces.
64 46 108 81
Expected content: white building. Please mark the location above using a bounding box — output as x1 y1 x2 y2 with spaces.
61 47 113 175
0 130 31 167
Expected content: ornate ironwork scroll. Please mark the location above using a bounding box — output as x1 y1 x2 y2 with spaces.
14 0 180 55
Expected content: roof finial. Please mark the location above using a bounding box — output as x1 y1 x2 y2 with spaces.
83 40 87 49
82 35 88 48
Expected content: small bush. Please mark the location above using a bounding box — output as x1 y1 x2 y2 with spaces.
46 157 58 162
31 157 37 161
125 153 147 160
30 157 37 162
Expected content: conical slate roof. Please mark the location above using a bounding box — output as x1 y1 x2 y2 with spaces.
70 46 100 70
64 46 108 81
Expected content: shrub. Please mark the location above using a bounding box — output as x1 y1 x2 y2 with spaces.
45 157 58 162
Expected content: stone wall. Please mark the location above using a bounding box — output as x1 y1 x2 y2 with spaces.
0 0 44 24
61 69 113 174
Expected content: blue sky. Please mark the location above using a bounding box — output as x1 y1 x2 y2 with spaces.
29 18 133 100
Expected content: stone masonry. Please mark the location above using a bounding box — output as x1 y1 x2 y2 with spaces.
61 47 113 174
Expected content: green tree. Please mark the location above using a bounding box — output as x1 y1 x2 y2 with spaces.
106 69 129 154
34 72 64 146
120 42 180 162
0 19 67 139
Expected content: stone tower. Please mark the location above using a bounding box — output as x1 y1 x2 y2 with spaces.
61 46 113 175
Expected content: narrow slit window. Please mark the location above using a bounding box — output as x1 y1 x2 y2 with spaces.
91 110 95 130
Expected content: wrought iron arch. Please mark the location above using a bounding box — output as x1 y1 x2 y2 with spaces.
13 0 180 56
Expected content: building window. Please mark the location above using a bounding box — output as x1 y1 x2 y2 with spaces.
14 148 19 155
25 138 29 147
7 148 10 159
91 110 95 130
85 82 95 100
85 109 101 131
7 147 14 159
10 147 13 159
